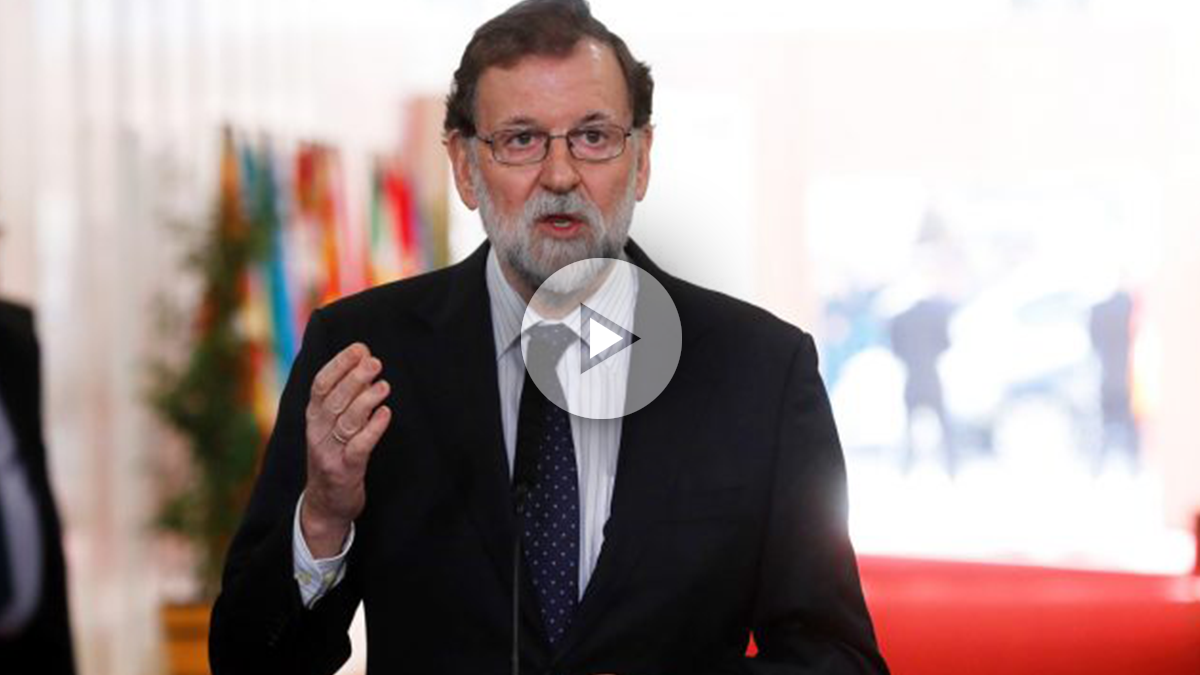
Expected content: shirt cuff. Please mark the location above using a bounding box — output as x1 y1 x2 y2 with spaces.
292 491 354 609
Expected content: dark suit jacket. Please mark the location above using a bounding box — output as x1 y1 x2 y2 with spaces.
210 241 888 675
0 301 76 675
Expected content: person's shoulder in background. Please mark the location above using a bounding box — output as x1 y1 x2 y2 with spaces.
0 298 35 337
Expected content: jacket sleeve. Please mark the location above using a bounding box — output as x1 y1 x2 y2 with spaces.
711 332 890 674
209 308 362 675
5 304 78 675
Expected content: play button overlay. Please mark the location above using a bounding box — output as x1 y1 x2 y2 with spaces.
581 304 640 373
522 257 682 420
588 317 622 356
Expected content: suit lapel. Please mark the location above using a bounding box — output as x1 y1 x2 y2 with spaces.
408 242 548 640
557 241 716 655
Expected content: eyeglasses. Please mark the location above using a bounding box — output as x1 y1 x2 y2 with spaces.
478 124 633 166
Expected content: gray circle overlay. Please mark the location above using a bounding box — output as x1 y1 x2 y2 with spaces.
521 258 682 420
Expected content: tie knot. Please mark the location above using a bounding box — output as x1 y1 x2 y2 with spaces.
526 323 576 363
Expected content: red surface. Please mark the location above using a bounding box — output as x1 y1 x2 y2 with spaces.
854 556 1200 675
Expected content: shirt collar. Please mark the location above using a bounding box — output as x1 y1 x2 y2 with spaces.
485 246 638 361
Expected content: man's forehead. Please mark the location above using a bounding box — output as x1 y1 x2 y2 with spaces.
474 38 631 129
494 110 619 129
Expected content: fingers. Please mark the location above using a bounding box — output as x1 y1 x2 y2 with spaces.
343 404 392 471
306 344 380 442
334 378 391 441
325 355 382 416
311 343 368 399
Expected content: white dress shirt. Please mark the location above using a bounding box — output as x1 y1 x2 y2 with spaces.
0 396 44 635
294 249 637 608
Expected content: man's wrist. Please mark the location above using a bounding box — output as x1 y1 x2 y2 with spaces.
300 497 352 559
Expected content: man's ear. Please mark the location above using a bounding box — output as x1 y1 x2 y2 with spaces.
634 124 653 202
446 131 480 211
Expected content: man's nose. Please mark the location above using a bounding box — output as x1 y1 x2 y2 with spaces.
538 136 582 194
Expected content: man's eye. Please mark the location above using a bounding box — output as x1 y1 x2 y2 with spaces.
505 132 538 148
578 129 609 146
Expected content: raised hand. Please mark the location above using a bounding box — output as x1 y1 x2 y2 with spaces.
300 342 392 558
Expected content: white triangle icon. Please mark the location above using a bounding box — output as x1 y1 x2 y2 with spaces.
589 318 623 359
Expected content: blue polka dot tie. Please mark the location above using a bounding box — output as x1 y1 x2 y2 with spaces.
514 323 579 647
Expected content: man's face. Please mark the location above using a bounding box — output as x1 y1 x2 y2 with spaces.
448 38 653 295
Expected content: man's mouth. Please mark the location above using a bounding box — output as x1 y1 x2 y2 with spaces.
536 213 588 237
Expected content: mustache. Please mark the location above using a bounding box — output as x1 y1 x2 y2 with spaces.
521 190 604 231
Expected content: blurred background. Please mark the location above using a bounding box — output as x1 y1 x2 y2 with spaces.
1 0 1198 673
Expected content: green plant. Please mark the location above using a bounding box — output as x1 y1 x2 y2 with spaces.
149 132 274 600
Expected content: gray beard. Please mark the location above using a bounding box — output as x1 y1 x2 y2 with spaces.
470 146 637 295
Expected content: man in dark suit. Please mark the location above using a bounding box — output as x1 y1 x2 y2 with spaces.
0 299 76 675
210 1 888 673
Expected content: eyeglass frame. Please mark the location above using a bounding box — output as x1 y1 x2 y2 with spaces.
475 123 635 166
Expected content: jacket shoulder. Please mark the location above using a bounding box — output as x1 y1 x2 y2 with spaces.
668 277 811 355
0 299 36 348
0 298 33 328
